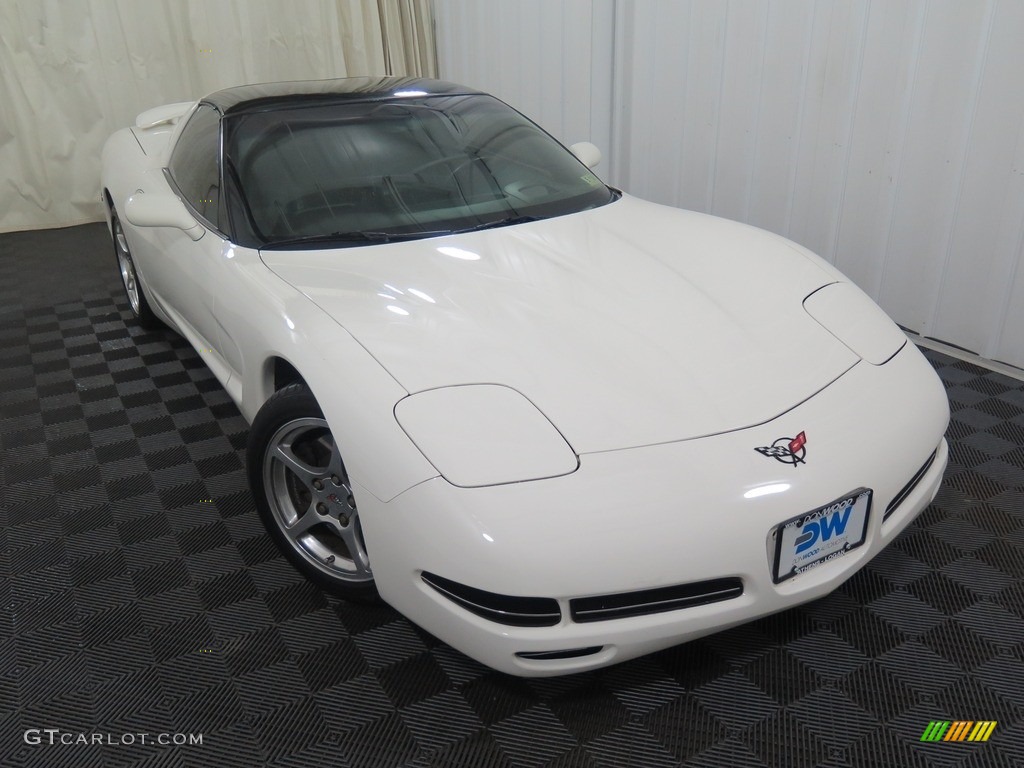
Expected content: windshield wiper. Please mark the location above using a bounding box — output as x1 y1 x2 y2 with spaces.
262 230 396 249
453 214 540 234
263 215 541 249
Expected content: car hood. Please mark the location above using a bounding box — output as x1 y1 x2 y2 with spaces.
261 195 858 453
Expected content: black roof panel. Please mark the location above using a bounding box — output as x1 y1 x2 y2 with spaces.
203 76 480 115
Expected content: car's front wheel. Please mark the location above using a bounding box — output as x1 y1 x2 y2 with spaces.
246 383 378 602
111 210 160 330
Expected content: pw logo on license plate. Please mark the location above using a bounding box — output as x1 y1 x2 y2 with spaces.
772 489 872 583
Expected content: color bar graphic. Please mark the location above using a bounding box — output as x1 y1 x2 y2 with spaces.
920 721 996 743
967 721 997 742
920 721 950 742
945 721 973 741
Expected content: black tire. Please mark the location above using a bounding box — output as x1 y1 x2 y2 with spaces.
111 211 161 330
247 383 379 602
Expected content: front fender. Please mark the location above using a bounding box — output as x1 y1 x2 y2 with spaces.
215 248 439 502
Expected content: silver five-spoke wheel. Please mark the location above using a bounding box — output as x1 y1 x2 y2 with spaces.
264 417 371 582
247 383 378 601
114 217 140 314
109 209 159 329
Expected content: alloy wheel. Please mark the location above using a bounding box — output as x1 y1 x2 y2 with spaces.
113 218 141 315
262 417 372 582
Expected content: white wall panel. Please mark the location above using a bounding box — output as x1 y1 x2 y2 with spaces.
785 1 869 261
876 2 992 335
930 0 1024 363
434 0 614 168
612 1 730 208
745 0 817 235
435 0 1024 369
832 1 925 297
1000 252 1024 367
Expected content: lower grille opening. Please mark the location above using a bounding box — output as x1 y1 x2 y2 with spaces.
516 646 604 661
884 449 938 521
421 572 561 627
570 577 743 623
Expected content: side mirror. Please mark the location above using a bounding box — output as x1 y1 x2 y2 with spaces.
125 193 204 241
569 141 601 170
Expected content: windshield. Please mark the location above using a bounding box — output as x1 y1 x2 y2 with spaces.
223 94 615 248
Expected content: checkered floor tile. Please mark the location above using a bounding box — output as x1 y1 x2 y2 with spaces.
1 223 1022 767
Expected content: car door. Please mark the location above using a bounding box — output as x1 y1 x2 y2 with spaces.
133 103 227 359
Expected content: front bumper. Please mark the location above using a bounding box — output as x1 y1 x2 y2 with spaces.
359 343 949 676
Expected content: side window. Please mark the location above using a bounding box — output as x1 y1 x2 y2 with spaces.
168 104 221 226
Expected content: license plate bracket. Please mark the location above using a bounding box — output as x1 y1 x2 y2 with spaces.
772 488 872 583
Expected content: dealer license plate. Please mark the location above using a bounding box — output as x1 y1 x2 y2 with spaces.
773 488 872 583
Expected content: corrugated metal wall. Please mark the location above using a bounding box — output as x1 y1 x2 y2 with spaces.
434 0 1024 370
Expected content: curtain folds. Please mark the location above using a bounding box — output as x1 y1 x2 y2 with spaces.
0 0 438 233
377 0 437 78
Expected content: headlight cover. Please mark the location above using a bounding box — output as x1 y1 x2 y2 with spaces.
804 282 907 365
394 384 579 488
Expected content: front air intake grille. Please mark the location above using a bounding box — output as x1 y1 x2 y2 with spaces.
570 577 744 624
516 646 604 661
421 572 561 627
884 449 938 521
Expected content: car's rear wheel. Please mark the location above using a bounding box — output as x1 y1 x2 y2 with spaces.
247 383 378 602
111 211 160 329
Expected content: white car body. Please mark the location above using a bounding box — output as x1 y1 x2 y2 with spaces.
101 78 949 676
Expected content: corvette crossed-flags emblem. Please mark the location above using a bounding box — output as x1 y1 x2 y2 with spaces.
754 431 807 466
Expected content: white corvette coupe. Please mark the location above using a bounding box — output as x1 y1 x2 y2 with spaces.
101 77 949 676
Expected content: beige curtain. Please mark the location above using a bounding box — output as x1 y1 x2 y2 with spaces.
0 0 438 233
377 0 437 77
